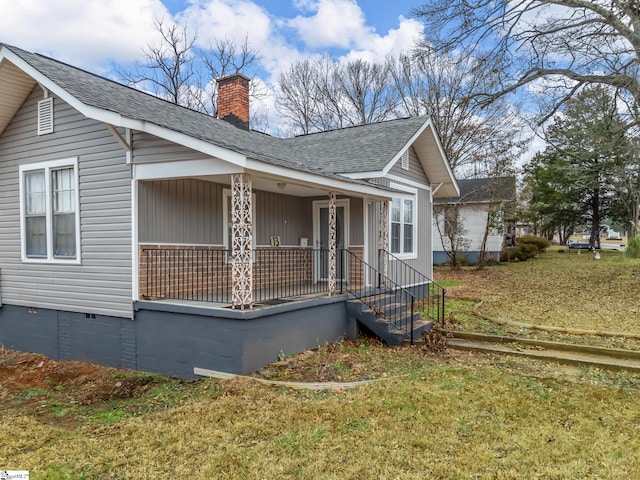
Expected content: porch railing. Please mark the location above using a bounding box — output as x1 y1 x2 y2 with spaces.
378 249 446 326
140 247 333 305
341 249 419 342
139 246 445 331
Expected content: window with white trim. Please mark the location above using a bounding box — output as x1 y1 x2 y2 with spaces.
20 158 80 263
390 197 416 256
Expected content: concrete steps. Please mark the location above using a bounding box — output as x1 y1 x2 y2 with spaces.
347 297 432 346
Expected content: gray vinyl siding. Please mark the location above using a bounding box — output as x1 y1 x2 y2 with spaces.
0 88 132 318
138 179 313 247
132 131 206 163
255 190 309 246
138 179 224 244
389 146 430 185
137 180 363 248
366 186 432 279
348 197 364 246
365 148 434 280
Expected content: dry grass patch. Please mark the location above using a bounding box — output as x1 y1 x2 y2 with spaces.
436 248 640 342
3 344 640 479
4 251 640 478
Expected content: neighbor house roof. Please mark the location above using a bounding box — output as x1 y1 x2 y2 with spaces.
435 177 516 204
0 43 458 197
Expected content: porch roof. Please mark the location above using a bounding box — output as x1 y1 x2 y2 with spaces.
0 44 456 198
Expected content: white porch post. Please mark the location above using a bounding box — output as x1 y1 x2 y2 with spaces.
231 173 253 310
378 200 389 282
328 191 337 295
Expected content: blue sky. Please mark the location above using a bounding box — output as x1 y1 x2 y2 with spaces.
0 0 424 76
1 0 427 132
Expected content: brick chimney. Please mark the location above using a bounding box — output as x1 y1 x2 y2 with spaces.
216 73 250 130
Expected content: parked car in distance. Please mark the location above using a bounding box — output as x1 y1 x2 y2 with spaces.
566 239 626 252
600 242 626 252
567 240 591 249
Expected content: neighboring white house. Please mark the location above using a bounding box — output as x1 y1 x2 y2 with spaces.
433 177 516 265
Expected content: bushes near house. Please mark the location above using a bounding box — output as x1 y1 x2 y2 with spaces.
513 243 538 261
626 236 640 259
500 235 550 262
517 235 551 253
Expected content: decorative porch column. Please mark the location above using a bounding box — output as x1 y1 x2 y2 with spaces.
328 191 337 295
231 173 253 310
378 200 389 281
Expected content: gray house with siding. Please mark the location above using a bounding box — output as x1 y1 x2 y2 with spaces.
0 44 458 378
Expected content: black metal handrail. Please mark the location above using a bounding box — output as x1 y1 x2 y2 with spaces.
341 249 419 343
378 249 446 326
141 247 332 305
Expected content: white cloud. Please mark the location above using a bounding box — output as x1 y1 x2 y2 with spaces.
177 0 304 84
340 16 424 64
287 0 373 49
0 0 169 72
177 0 272 47
1 0 427 133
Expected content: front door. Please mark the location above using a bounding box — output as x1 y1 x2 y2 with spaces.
313 200 349 282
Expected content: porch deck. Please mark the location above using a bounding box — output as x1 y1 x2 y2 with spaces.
138 286 333 310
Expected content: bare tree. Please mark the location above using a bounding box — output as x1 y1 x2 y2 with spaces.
335 59 397 126
433 204 470 269
276 56 398 134
276 59 322 134
412 0 640 125
389 51 526 176
199 35 265 116
116 19 197 108
116 19 263 121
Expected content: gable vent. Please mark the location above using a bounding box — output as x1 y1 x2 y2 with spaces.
401 150 409 170
37 98 54 135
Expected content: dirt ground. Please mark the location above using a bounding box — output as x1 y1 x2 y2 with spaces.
0 345 173 427
0 335 454 426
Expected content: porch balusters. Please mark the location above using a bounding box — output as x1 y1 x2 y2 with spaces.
231 173 253 309
328 191 337 295
379 200 389 284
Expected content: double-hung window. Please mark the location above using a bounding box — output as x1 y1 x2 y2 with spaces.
20 158 80 263
390 196 416 257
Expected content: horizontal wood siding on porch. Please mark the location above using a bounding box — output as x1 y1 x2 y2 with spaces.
132 131 208 163
138 179 224 245
0 88 133 318
255 190 309 246
349 197 364 246
139 179 352 248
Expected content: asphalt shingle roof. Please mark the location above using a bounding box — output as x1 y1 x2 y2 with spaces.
4 44 427 182
435 177 516 204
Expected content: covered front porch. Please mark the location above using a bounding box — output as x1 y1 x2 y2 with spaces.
132 166 445 367
133 162 397 307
